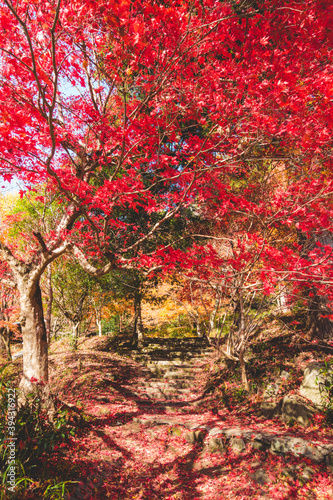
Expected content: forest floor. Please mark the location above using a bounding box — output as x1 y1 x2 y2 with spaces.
2 332 333 499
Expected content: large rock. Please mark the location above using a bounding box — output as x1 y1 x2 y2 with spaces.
281 394 317 427
300 362 333 408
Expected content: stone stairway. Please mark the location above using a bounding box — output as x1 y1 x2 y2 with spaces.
68 337 333 499
114 337 333 471
117 337 214 403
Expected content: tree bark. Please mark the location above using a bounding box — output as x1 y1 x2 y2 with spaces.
298 230 333 340
306 293 333 340
0 330 5 351
0 326 11 360
196 318 203 337
276 286 288 314
132 295 144 347
209 291 220 334
96 315 102 336
239 343 250 392
72 321 80 349
18 279 48 396
45 265 53 346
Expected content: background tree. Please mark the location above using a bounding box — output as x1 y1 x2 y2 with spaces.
0 261 19 360
50 257 96 348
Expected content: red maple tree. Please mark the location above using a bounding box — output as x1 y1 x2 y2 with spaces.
0 0 332 394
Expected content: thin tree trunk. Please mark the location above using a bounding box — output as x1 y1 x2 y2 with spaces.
132 295 144 347
237 290 250 391
52 317 59 341
196 318 203 338
209 292 220 333
0 330 5 352
239 343 250 392
277 286 288 314
96 314 102 336
72 322 80 349
137 300 144 344
216 312 227 351
5 320 11 360
0 303 12 360
0 326 11 360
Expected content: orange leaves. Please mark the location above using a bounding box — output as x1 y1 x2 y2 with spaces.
0 320 20 336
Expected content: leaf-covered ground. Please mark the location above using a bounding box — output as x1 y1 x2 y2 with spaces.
35 336 333 500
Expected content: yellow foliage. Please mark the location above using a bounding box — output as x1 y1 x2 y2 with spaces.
0 193 21 245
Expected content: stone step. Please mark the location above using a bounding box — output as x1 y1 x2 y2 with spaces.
163 371 197 379
145 393 194 401
131 354 193 362
147 360 205 368
133 347 213 355
117 340 211 350
143 386 192 395
136 391 193 401
149 366 202 376
143 362 207 369
141 337 209 344
117 337 213 405
148 377 193 388
141 380 192 389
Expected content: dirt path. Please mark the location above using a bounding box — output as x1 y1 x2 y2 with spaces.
49 337 333 500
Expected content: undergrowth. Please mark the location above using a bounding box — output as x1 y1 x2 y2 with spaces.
0 365 86 499
207 332 333 428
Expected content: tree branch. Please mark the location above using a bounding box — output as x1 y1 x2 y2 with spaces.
70 245 116 277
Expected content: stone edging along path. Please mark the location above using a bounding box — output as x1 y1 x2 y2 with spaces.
132 415 333 467
117 337 333 469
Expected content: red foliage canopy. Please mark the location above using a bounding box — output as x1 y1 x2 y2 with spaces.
0 0 331 266
0 0 333 386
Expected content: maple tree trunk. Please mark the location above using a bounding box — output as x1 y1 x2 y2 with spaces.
237 291 250 391
132 295 144 347
239 343 250 392
18 279 48 397
45 265 53 346
209 292 221 334
226 289 243 357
